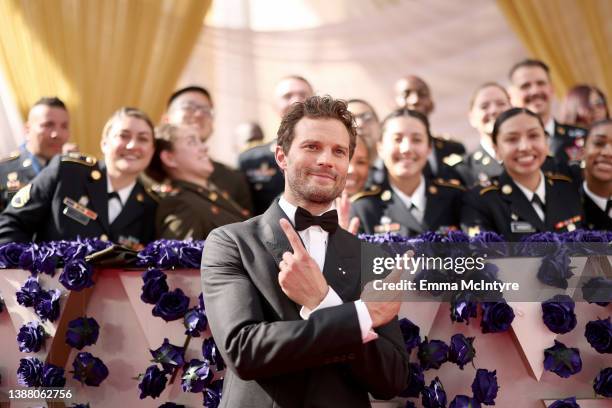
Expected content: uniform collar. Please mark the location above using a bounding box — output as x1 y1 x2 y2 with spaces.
389 175 426 213
514 171 546 204
545 118 555 138
479 139 497 162
106 173 136 205
583 181 608 211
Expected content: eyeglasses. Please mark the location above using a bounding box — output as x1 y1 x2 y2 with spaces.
177 102 214 117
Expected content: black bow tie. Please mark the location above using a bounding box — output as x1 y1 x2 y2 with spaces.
294 206 338 233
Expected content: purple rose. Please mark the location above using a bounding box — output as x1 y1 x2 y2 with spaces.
198 292 205 310
65 317 100 350
582 277 612 306
549 397 580 408
41 363 66 387
181 359 214 393
140 269 169 305
19 244 59 276
72 352 109 386
449 395 481 408
184 307 207 337
417 338 449 370
155 244 180 269
34 288 61 322
59 259 95 291
202 337 225 371
541 294 577 334
152 288 190 322
178 245 202 269
543 340 582 378
480 301 514 333
450 293 478 324
0 242 27 268
17 321 46 353
471 368 498 405
449 333 476 370
138 365 168 399
16 276 42 307
399 363 425 398
537 248 574 289
17 357 43 386
593 367 611 397
204 378 224 408
421 377 447 408
585 317 611 354
150 338 185 373
398 318 421 353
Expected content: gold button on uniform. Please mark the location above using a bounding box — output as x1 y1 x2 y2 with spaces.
502 184 512 195
91 170 102 180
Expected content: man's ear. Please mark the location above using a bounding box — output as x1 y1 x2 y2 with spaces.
160 150 177 169
275 144 287 171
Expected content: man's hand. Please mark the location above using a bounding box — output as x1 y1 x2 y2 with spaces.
361 255 408 328
335 191 360 235
278 219 329 310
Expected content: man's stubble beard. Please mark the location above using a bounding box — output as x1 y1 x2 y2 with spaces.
287 167 346 205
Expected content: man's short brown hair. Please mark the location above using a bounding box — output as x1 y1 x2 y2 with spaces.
277 95 357 158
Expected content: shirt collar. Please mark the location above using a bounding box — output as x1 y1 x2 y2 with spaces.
545 118 555 138
514 171 546 204
583 181 608 212
390 175 426 212
479 140 497 161
106 173 136 204
278 195 335 227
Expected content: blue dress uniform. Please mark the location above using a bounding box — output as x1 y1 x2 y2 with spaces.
0 153 158 248
238 141 285 215
461 171 584 241
0 147 45 211
549 121 587 163
350 177 465 236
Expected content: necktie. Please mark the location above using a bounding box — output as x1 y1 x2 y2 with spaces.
531 194 545 222
107 191 122 206
294 206 338 233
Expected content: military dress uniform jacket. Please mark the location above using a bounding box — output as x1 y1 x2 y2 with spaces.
209 160 253 214
461 171 583 241
549 121 587 163
0 148 42 211
581 188 612 231
0 154 158 247
350 177 465 236
155 179 248 240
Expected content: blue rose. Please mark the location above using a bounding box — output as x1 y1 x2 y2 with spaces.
593 367 611 397
41 363 66 387
140 269 169 305
152 288 190 322
399 363 424 398
537 248 574 289
449 395 481 408
480 301 514 333
19 244 59 276
178 245 202 269
17 357 43 386
17 321 46 353
65 317 100 350
34 288 61 322
549 397 580 408
471 368 498 405
541 294 577 334
543 340 582 378
16 276 42 307
421 377 446 408
202 337 225 371
72 352 109 386
204 378 224 408
450 293 478 324
184 307 207 337
150 338 185 373
582 277 612 306
398 318 421 353
59 259 95 291
181 359 214 393
417 338 449 370
138 365 168 399
0 242 27 268
585 317 611 354
449 333 476 370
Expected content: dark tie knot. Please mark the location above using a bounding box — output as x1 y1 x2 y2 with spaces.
531 194 545 207
294 206 338 233
108 191 122 204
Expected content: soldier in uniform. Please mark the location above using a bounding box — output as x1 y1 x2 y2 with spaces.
164 86 253 214
393 75 466 178
238 75 314 214
579 119 612 230
0 97 70 211
148 124 248 240
0 107 158 248
351 109 464 236
461 108 583 241
509 59 587 163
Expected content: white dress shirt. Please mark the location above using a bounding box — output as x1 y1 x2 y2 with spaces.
583 181 611 217
390 175 426 224
514 172 546 222
106 174 136 224
278 196 377 342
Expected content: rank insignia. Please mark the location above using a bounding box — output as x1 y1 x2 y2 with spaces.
11 184 32 208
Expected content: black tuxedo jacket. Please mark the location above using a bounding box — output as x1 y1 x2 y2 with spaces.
201 201 409 407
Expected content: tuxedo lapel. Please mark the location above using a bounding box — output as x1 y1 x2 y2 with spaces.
322 229 361 301
499 172 546 231
84 166 110 234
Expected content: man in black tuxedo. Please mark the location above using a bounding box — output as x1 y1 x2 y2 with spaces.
202 95 409 407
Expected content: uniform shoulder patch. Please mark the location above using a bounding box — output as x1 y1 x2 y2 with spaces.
479 185 499 196
545 172 573 183
144 188 161 203
0 150 20 163
350 186 381 202
61 153 97 166
442 153 463 167
11 183 32 208
434 178 466 191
